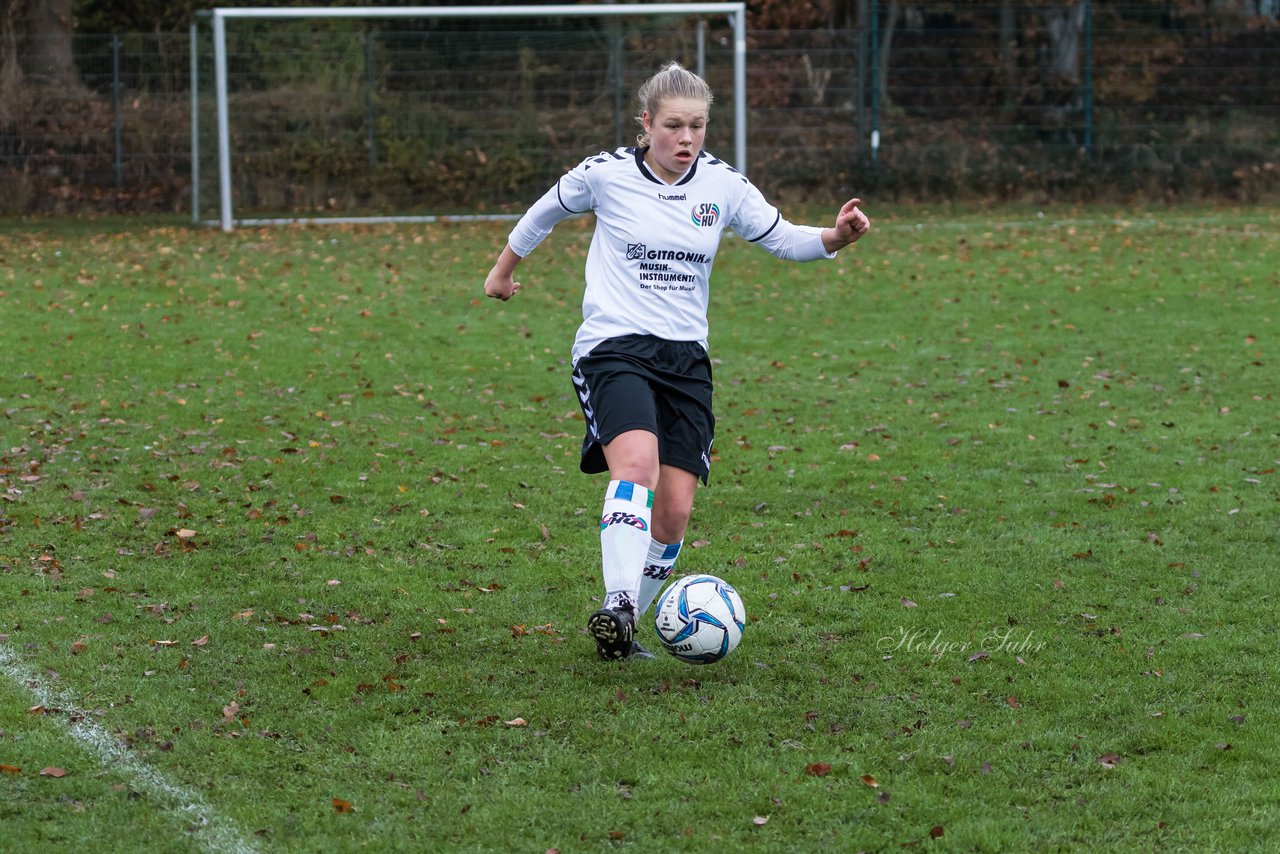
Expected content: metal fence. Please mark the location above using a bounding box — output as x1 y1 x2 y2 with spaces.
0 32 191 214
1 11 1277 218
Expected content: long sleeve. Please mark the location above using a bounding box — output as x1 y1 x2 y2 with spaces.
750 218 833 262
508 170 593 257
730 178 833 262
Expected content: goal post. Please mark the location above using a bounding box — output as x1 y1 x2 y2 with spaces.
194 4 748 231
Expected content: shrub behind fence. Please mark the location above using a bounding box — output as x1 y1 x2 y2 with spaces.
1 13 1276 218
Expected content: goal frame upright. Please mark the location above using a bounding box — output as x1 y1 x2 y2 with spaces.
194 4 748 231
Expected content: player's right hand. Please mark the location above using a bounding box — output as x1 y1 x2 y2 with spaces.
484 269 521 301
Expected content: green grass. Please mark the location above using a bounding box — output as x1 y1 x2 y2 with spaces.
1 206 1278 852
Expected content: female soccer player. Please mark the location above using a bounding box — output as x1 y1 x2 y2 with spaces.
484 61 870 660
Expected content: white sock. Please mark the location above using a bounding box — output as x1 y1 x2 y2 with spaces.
599 480 653 610
638 539 683 616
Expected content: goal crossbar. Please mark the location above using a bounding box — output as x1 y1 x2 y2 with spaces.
196 4 748 231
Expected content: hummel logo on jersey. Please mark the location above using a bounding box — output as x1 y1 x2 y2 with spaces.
658 192 687 202
626 243 646 261
600 512 649 532
691 202 721 227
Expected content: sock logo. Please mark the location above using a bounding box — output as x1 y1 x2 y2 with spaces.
600 512 649 532
642 562 674 580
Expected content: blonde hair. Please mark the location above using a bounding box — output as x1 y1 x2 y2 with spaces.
634 61 714 147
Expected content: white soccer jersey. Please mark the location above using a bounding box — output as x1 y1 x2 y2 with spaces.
507 147 834 364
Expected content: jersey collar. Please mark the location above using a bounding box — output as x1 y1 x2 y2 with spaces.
634 146 700 187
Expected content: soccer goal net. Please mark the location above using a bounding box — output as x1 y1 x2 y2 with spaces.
192 4 746 230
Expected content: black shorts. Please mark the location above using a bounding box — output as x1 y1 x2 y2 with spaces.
571 334 715 483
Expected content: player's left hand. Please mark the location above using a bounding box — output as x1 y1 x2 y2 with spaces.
834 198 870 245
821 198 870 254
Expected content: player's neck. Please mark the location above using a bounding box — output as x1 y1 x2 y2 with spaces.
643 151 690 186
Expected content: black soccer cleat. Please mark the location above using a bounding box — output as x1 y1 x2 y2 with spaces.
628 639 656 660
587 602 636 661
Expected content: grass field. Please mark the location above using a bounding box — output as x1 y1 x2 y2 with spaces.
1 206 1277 852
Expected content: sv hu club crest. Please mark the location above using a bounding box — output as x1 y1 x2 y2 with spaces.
691 203 721 227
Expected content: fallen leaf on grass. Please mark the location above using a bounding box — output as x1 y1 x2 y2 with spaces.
1097 753 1121 769
510 623 559 639
859 774 879 787
332 798 354 813
40 767 67 778
0 764 20 774
930 825 945 839
805 762 832 777
504 718 527 727
752 815 769 826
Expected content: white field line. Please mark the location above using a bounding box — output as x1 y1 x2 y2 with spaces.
716 212 1274 241
872 213 1276 235
0 644 259 854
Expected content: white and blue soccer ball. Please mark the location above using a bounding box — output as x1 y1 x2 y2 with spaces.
653 574 745 664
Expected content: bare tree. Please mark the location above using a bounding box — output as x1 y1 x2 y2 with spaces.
0 0 81 89
1000 0 1018 107
1044 2 1085 84
1041 2 1087 136
877 0 900 108
0 0 22 110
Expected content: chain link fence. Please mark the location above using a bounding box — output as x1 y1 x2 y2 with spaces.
1 11 1276 218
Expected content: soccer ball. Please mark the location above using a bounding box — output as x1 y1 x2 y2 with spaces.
653 574 745 664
